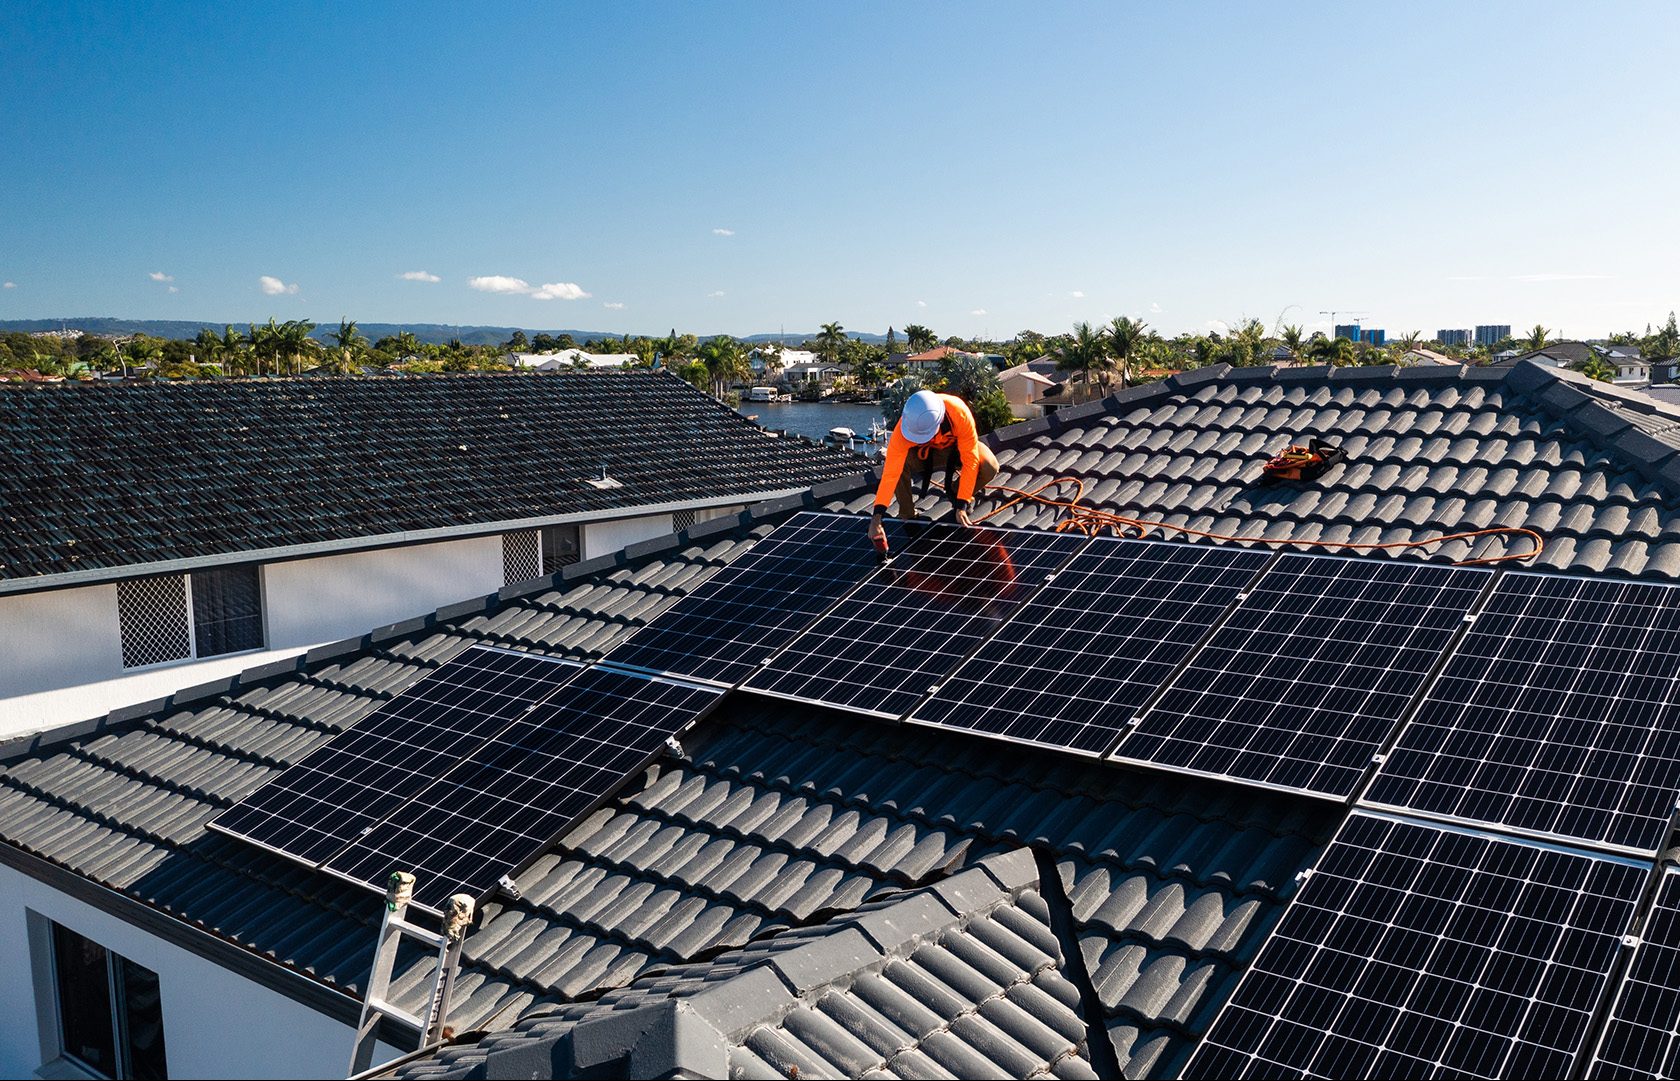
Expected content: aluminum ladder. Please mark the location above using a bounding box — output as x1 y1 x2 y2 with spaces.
348 872 476 1077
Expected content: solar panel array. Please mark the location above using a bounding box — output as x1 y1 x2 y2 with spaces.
1115 556 1490 798
1366 574 1680 856
1189 811 1648 1080
325 666 720 910
745 523 1090 718
213 647 584 865
605 512 904 686
910 538 1270 755
1592 870 1680 1080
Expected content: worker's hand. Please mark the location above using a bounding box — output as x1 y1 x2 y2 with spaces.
867 517 885 544
954 508 973 527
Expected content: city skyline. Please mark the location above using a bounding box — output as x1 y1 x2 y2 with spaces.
5 2 1679 340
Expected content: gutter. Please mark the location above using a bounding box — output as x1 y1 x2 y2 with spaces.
0 487 814 599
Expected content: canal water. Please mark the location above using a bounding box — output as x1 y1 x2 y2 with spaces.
736 400 888 445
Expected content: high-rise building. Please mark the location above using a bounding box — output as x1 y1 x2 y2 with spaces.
1436 329 1471 347
1334 324 1362 341
1360 328 1387 347
1475 325 1512 347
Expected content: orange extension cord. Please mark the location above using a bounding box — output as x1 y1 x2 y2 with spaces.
972 476 1545 567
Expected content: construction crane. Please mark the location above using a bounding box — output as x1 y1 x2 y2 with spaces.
1319 310 1369 341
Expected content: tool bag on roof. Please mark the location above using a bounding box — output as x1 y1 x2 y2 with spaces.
1262 436 1346 483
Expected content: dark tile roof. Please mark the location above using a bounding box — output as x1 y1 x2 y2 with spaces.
0 371 862 584
7 359 1680 1078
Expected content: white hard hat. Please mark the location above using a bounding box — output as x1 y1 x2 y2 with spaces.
900 390 945 443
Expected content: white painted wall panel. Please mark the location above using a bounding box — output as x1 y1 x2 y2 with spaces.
0 585 123 699
0 865 397 1079
582 513 675 560
263 536 503 647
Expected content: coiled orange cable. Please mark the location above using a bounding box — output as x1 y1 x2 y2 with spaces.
972 476 1544 567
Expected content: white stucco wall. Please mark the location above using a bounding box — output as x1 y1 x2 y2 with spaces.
0 584 123 700
582 513 675 560
0 864 397 1079
263 535 504 647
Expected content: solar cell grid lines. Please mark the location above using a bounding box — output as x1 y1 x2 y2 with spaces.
1188 812 1647 1081
1367 573 1680 855
1115 554 1491 798
1592 869 1680 1080
744 522 1090 718
911 538 1271 755
604 511 903 685
210 646 582 866
324 666 720 910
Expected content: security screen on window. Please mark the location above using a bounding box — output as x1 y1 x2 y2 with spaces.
190 564 263 656
50 924 168 1079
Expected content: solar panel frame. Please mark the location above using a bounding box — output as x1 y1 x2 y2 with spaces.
743 522 1092 720
209 645 586 868
602 511 906 687
905 537 1275 756
1112 553 1495 800
1590 868 1680 1080
322 666 724 911
1364 570 1680 857
1188 810 1648 1081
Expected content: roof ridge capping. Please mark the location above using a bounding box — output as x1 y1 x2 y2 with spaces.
1507 359 1680 492
419 850 1042 1079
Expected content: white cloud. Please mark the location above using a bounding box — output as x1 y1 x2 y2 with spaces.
149 271 174 283
400 270 441 283
707 290 726 298
603 301 625 310
1512 272 1610 282
1149 301 1162 313
4 281 16 289
712 227 734 236
970 309 988 316
531 281 590 301
469 275 532 294
1070 290 1085 299
259 275 299 296
167 286 179 294
915 300 927 308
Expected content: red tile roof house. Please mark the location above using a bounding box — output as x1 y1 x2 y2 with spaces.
4 360 1680 1078
0 372 860 737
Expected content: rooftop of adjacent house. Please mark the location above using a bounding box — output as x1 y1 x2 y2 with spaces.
0 370 863 587
9 359 1680 1078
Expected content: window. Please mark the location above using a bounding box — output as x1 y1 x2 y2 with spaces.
117 566 265 669
540 524 580 570
50 924 168 1079
503 530 542 585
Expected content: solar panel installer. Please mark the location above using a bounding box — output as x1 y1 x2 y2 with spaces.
866 389 999 549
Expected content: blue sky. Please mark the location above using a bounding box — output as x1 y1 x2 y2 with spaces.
4 1 1678 340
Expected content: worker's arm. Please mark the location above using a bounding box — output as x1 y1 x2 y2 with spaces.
947 398 984 515
870 429 912 536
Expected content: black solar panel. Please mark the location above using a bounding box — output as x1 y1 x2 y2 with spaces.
323 666 721 910
909 538 1270 755
1189 812 1647 1080
744 523 1089 718
605 511 902 685
1366 573 1680 855
211 646 582 865
1114 555 1490 799
1591 869 1680 1080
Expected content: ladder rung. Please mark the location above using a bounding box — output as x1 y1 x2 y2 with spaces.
365 995 425 1032
388 917 447 950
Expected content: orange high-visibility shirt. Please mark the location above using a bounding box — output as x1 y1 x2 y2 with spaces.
873 394 984 510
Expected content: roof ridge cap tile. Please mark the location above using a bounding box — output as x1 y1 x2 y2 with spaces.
1524 368 1680 491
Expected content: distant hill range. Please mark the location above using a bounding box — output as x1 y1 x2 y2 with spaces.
0 318 893 347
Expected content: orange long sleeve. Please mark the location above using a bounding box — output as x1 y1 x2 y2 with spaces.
872 395 984 511
874 428 915 510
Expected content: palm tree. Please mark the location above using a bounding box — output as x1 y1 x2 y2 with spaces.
904 324 937 353
1308 335 1358 367
218 325 248 375
328 319 368 375
1279 325 1305 366
248 319 281 376
1525 324 1550 351
1399 331 1423 354
1580 358 1615 383
696 335 747 398
1057 322 1108 401
278 319 318 376
1107 316 1149 391
816 322 846 365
